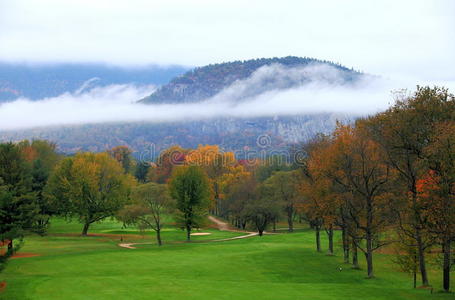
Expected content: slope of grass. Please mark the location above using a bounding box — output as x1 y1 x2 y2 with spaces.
0 219 453 300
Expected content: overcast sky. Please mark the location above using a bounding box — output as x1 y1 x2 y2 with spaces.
0 0 454 84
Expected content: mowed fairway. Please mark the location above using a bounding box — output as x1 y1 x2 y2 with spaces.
0 219 453 300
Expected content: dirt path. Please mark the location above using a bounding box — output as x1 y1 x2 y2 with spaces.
118 216 257 249
208 216 232 231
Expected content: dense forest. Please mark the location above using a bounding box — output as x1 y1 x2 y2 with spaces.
0 114 349 155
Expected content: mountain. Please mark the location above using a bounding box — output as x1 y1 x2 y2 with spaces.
141 56 361 104
0 63 188 102
0 57 365 155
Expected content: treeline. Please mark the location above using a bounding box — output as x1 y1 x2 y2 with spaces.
295 86 453 292
0 86 453 292
140 86 455 291
141 144 296 236
0 142 213 266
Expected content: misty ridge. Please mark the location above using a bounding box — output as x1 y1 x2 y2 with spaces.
0 63 395 131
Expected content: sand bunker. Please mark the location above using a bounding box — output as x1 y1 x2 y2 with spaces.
190 232 212 236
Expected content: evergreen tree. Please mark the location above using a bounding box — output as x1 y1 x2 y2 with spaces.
0 143 43 270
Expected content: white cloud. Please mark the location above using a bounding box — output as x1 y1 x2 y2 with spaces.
0 64 406 131
0 0 453 79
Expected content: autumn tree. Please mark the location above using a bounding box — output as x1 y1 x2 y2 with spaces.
45 152 134 235
119 183 173 246
148 145 187 183
299 135 338 254
321 124 393 278
186 145 236 216
304 151 340 256
222 168 254 229
418 121 455 292
364 86 455 286
169 166 210 241
297 178 324 252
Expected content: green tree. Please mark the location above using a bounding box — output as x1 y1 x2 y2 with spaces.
0 143 44 270
108 146 135 174
256 155 292 182
18 140 60 227
45 152 134 235
245 179 282 236
119 183 174 246
263 170 300 232
169 166 210 241
134 161 150 183
393 233 420 288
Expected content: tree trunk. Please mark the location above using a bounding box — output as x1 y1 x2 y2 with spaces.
156 229 162 246
186 226 191 241
411 189 429 287
327 226 334 255
352 239 359 269
7 240 13 254
413 254 417 289
442 239 451 292
315 226 321 252
287 210 293 232
365 196 374 278
365 234 374 278
342 228 350 264
273 219 276 232
82 222 90 236
258 229 264 236
416 231 429 286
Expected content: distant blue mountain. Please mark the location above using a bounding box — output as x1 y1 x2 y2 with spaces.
0 63 188 102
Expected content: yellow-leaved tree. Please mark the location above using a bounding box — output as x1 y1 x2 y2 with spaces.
45 152 135 235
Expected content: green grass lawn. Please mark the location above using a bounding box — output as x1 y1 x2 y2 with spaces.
0 218 453 300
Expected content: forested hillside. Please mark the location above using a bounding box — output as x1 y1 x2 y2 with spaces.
0 114 352 155
141 56 361 104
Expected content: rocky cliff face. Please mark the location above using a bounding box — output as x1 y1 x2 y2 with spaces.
0 114 354 156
